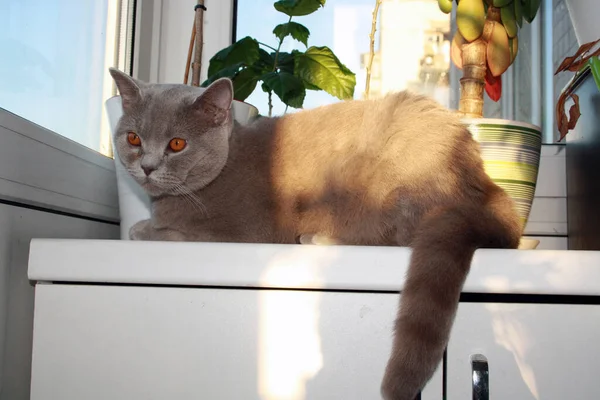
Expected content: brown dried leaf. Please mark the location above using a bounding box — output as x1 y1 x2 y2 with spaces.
557 93 582 142
567 93 581 130
566 47 600 72
554 38 600 75
556 92 569 141
555 55 578 75
554 38 599 141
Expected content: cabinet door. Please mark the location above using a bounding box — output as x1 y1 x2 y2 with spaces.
0 204 118 400
447 302 600 399
31 284 442 400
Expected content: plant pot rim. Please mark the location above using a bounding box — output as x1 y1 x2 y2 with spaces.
234 99 259 112
461 117 542 132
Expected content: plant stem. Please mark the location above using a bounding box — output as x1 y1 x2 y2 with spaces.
267 15 292 116
458 5 501 118
365 0 382 99
284 105 289 114
258 41 278 52
273 15 293 72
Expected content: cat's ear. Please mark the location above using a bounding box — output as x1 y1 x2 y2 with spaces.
109 68 143 112
191 78 233 125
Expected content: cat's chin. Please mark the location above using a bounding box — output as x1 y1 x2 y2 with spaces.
137 179 172 198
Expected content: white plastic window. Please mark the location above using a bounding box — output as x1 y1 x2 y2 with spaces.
0 0 134 157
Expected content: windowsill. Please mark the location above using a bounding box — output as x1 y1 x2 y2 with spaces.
27 239 600 296
0 108 119 223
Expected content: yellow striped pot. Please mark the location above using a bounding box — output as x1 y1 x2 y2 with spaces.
462 118 543 228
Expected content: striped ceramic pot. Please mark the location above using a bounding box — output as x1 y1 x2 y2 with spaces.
462 118 543 228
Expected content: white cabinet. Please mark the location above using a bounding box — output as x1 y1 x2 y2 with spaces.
30 284 442 400
27 240 600 400
0 205 118 400
447 302 600 399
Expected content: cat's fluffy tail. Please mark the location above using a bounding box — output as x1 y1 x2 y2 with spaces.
381 184 522 400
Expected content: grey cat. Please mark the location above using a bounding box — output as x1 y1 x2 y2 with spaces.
109 67 522 400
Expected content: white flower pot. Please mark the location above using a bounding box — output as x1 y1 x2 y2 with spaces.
565 0 600 45
105 94 259 239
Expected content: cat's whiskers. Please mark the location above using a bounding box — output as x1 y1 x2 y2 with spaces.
181 192 208 217
142 174 203 216
152 174 184 190
174 184 208 216
180 186 208 216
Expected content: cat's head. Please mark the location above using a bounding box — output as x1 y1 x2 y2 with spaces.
109 68 234 197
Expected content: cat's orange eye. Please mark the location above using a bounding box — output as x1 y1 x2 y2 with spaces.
127 132 141 146
169 138 187 152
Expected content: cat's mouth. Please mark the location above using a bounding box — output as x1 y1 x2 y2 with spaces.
138 176 161 192
137 176 179 196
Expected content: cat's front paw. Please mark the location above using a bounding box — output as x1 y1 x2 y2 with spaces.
130 220 187 241
129 219 153 240
298 233 345 245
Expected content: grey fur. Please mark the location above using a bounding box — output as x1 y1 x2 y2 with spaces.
109 67 522 400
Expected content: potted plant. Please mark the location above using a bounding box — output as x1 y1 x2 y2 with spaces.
202 0 356 117
554 38 600 140
434 0 543 228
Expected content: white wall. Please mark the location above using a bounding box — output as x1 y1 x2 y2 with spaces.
0 110 120 399
564 0 599 45
524 145 568 249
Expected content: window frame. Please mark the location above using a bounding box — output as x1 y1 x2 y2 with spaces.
0 0 137 222
0 109 120 223
132 0 235 85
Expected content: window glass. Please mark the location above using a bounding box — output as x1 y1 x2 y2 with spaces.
236 0 454 115
552 0 579 121
235 0 575 143
235 1 523 115
0 0 132 156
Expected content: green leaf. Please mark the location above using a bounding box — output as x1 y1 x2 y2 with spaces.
256 48 276 73
201 63 243 87
273 22 310 47
294 46 356 100
202 64 260 101
277 51 321 90
302 80 321 91
514 0 523 27
261 71 306 108
274 0 325 17
277 51 295 73
522 0 540 23
233 68 260 101
207 36 260 78
287 50 321 90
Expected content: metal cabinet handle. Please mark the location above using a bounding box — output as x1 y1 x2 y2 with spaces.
471 354 489 400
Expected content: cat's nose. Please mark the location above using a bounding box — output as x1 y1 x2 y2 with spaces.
142 165 156 176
